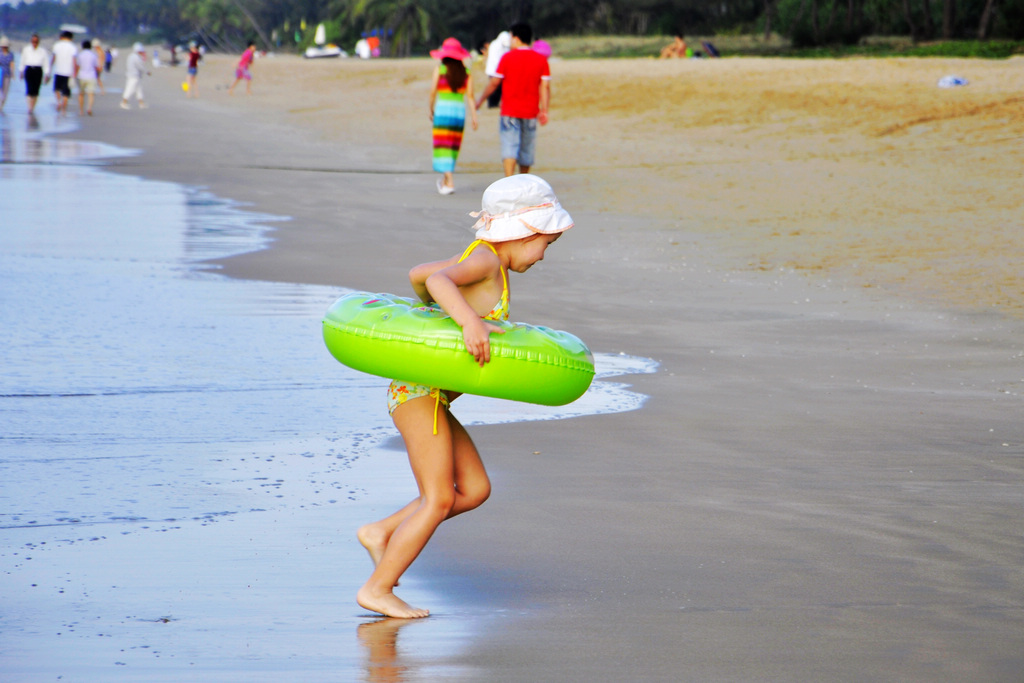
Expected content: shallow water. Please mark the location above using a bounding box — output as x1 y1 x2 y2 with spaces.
0 96 655 680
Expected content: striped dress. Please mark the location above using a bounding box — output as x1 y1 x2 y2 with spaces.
432 65 468 173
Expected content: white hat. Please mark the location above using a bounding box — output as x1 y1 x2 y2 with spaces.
133 42 145 52
470 174 573 243
0 37 9 48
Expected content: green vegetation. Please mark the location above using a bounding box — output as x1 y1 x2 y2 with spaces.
0 0 1021 58
546 34 1024 58
547 34 792 58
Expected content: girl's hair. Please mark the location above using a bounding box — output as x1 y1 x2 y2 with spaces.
441 57 467 92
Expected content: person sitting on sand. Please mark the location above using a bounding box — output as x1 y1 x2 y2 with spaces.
660 33 688 59
356 174 574 619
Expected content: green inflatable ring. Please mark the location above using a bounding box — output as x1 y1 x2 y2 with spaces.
322 291 594 406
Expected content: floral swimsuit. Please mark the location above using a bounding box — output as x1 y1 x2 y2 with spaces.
387 240 509 426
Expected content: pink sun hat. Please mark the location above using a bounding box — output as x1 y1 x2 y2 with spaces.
430 37 470 61
532 39 551 58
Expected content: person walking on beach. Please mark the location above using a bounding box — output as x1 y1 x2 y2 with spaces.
429 38 478 195
185 42 201 97
49 31 77 114
120 43 149 110
228 42 256 96
19 34 49 114
75 39 100 116
74 39 99 114
475 23 550 177
356 174 574 619
91 39 106 93
0 37 14 112
482 30 510 109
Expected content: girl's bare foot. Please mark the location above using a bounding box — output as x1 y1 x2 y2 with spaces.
357 586 429 619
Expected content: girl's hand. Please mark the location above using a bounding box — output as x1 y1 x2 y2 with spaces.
463 319 505 366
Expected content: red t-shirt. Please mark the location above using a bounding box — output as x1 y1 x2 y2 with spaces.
496 48 550 119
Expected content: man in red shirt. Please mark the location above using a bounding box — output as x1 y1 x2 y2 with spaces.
475 23 550 176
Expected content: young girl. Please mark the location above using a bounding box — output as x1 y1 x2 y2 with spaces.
357 174 574 619
186 42 202 97
228 42 256 96
429 38 478 195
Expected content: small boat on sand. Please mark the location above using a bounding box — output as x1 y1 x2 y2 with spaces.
305 24 347 59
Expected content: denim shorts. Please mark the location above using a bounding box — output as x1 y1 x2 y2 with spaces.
499 116 538 167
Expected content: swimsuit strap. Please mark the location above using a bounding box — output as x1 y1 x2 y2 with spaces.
457 240 509 319
430 388 442 435
458 240 503 279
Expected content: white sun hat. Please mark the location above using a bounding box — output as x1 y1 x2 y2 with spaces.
470 174 573 243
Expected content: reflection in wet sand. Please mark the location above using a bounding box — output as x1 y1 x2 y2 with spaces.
358 618 416 683
0 101 126 164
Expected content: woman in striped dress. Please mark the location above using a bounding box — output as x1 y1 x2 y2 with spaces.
429 38 477 195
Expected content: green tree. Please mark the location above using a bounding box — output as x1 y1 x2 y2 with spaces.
36 0 1024 52
343 0 437 55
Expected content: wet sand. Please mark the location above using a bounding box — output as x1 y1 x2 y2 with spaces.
59 53 1024 680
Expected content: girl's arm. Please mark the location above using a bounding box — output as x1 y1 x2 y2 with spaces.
417 250 505 365
409 255 460 304
465 74 478 131
475 75 501 110
428 65 440 120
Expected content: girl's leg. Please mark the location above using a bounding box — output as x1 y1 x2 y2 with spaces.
358 408 489 565
356 400 490 618
447 410 492 511
443 171 455 190
358 396 455 618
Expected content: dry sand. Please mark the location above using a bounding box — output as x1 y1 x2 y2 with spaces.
204 53 1024 315
62 53 1023 681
